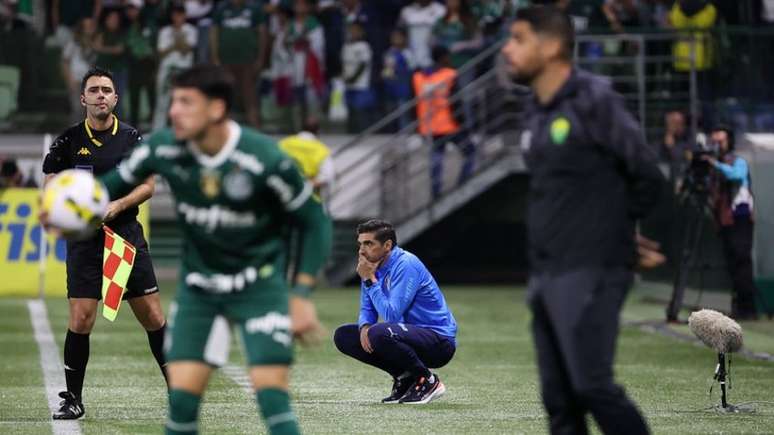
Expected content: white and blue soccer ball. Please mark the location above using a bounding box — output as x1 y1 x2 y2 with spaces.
42 169 109 240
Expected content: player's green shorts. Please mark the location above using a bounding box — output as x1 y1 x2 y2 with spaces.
164 275 293 367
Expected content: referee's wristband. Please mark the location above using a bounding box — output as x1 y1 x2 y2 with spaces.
290 283 314 298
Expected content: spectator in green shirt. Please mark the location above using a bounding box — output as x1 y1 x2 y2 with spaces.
433 0 481 70
94 9 128 115
125 0 157 128
209 0 267 128
432 0 481 130
52 0 100 47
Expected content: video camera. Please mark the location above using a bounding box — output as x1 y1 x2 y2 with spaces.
680 133 720 198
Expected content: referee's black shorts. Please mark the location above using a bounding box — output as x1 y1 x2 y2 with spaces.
66 220 159 300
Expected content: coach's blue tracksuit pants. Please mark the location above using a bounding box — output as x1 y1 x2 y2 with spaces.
334 323 455 378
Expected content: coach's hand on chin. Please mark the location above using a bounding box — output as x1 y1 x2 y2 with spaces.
356 254 378 282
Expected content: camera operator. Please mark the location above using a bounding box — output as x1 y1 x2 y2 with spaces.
702 126 758 321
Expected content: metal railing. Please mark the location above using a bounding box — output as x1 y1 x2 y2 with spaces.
332 40 507 159
329 30 712 225
328 41 524 224
574 31 704 144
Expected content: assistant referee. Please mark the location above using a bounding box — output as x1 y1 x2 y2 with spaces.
42 67 167 420
502 7 664 435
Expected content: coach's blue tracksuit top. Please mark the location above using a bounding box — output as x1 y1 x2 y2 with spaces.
358 247 457 345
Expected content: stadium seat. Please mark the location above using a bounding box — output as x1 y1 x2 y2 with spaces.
0 65 21 120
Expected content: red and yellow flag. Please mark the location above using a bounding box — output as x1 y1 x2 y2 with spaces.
101 226 136 321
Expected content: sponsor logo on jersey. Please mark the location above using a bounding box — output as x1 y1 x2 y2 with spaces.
223 169 253 201
222 10 253 29
244 312 292 347
185 265 258 293
76 147 91 156
245 312 291 335
177 202 256 232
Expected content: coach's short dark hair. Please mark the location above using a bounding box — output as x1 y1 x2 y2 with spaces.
515 6 575 60
357 219 397 247
81 66 115 93
171 65 234 112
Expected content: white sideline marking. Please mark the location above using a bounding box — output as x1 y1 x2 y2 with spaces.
27 300 83 435
221 364 253 395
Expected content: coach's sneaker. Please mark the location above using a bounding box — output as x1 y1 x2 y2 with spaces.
52 391 85 420
382 376 413 404
399 374 446 404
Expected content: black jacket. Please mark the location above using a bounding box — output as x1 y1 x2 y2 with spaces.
522 69 664 273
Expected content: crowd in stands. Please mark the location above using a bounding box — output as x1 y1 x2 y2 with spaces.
1 0 774 135
0 157 36 187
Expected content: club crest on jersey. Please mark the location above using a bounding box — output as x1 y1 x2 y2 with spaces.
550 116 571 145
200 169 221 198
77 147 91 156
223 168 253 201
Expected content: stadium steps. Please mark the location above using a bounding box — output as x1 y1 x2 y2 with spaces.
323 38 527 285
326 146 526 285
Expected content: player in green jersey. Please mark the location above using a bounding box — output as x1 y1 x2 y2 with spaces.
100 65 332 435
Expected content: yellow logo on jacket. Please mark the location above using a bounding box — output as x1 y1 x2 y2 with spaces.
550 117 571 145
77 147 91 156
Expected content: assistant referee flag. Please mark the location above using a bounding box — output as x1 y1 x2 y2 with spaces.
101 225 136 321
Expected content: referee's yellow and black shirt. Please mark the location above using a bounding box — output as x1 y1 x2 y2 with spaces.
43 115 143 225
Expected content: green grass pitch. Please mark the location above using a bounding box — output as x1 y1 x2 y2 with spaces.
2 284 774 434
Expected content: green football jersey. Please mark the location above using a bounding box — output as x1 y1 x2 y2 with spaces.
214 2 264 65
101 121 331 295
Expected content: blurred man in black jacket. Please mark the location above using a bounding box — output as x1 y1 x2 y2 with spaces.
502 6 664 435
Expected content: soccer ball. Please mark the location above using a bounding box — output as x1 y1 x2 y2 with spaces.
42 169 109 240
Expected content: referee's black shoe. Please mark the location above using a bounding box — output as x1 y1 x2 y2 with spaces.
52 391 85 420
399 373 446 404
381 376 413 404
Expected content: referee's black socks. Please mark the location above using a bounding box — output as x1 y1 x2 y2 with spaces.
147 323 168 384
64 329 90 400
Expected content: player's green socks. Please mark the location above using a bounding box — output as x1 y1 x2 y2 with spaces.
166 389 200 435
256 388 300 435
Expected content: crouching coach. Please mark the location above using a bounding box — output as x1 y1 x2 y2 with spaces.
334 219 457 405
